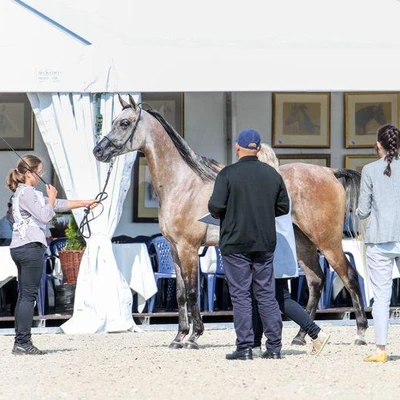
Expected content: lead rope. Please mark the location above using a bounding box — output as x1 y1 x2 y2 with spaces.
79 158 115 239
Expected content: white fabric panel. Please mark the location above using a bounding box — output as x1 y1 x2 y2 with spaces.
28 92 138 333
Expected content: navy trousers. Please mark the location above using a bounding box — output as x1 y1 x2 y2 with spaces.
223 251 282 353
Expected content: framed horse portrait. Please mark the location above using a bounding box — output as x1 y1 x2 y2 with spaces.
141 92 184 137
345 154 379 172
133 153 159 223
0 93 34 151
278 154 331 167
272 93 330 148
345 92 399 148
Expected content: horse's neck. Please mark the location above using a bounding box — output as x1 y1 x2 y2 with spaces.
142 124 196 200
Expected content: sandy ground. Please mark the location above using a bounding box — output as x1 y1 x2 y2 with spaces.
1 322 400 400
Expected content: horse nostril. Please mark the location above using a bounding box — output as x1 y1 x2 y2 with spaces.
93 145 103 157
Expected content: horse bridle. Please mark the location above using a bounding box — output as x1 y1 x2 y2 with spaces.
101 104 142 151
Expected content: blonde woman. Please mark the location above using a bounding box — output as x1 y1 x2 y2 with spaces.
252 143 330 356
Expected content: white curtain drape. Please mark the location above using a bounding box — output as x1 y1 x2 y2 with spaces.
28 93 138 333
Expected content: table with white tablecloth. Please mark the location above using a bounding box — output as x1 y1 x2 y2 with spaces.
112 243 157 313
0 246 17 288
332 238 400 303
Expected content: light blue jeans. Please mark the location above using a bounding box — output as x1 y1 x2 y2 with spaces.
366 244 400 345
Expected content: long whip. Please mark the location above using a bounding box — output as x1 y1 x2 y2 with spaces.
0 135 48 185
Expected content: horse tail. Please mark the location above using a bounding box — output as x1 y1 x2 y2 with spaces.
333 168 361 236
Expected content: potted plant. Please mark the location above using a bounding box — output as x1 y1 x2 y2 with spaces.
58 215 86 285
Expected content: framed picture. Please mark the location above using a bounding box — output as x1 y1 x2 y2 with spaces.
133 153 158 223
141 92 184 137
345 155 379 172
345 92 399 148
0 93 34 151
272 93 330 148
279 154 331 167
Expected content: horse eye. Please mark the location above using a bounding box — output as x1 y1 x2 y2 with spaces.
120 119 130 128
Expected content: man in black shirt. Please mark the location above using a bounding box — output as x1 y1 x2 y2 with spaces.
208 128 290 360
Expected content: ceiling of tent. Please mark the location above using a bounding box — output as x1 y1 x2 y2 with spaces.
1 0 400 92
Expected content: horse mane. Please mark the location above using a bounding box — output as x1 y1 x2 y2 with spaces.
146 108 222 181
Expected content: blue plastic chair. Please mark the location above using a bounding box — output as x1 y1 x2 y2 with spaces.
147 236 177 313
325 251 368 308
37 237 67 315
201 246 225 312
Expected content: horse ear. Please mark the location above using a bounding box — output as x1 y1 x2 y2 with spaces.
128 94 137 110
118 94 129 109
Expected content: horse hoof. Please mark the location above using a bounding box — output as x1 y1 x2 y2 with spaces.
184 341 199 350
291 337 306 346
168 341 183 349
353 339 367 346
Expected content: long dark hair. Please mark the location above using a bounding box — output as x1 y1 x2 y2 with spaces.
377 124 400 177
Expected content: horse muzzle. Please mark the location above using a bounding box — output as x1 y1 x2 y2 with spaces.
93 143 113 163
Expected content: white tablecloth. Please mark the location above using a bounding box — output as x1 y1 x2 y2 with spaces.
332 238 400 302
112 243 157 313
0 246 17 288
199 246 217 274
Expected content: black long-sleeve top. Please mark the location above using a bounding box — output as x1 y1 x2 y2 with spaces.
208 156 290 255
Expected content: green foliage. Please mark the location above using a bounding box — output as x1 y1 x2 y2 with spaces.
65 214 86 250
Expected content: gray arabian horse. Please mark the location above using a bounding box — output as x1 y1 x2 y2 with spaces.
93 95 368 349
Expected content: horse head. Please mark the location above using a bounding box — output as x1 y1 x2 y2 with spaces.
373 104 386 126
93 95 145 163
285 103 308 125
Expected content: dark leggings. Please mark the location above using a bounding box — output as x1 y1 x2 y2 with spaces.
10 242 45 345
253 278 321 346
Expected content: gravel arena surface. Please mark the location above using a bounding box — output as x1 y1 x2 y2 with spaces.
1 323 400 400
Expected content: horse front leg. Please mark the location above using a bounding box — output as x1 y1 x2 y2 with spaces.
325 251 368 345
178 247 204 350
169 253 190 349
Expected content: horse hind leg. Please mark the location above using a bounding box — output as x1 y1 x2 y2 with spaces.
323 250 368 345
291 227 325 346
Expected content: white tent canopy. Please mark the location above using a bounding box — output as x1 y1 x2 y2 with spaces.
1 0 400 92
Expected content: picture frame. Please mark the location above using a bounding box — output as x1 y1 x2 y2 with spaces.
345 155 380 173
0 93 34 151
278 154 331 167
133 153 158 223
272 93 330 148
345 92 399 148
141 92 184 137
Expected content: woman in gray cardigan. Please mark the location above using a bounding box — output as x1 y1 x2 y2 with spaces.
6 154 98 355
356 124 400 363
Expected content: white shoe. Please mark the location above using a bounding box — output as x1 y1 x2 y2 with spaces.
311 330 330 356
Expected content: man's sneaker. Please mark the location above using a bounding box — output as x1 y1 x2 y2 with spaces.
311 330 330 356
12 343 45 355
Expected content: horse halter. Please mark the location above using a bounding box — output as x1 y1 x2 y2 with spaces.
102 104 142 151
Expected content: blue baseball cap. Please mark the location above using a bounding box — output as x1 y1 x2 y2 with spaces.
236 129 261 149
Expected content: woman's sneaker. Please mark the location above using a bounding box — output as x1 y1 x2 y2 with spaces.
12 342 45 355
311 330 330 356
